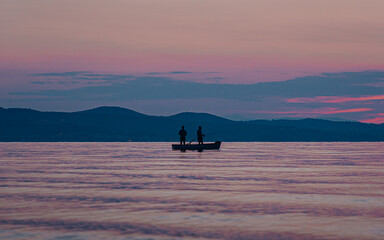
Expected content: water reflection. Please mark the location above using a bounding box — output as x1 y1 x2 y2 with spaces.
0 142 383 240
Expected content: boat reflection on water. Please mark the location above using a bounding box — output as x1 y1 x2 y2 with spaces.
172 141 221 152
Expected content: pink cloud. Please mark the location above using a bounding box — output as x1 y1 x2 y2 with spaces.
287 95 384 103
254 107 372 116
361 113 384 124
361 117 384 124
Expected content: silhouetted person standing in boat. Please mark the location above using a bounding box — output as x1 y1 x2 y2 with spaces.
197 126 205 144
179 126 187 145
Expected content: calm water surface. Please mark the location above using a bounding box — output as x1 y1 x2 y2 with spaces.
0 142 383 240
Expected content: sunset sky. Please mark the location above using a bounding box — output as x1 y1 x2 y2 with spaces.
1 0 383 123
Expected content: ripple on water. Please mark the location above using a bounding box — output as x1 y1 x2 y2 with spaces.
0 142 383 240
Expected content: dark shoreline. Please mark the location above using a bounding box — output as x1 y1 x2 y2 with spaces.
1 106 383 142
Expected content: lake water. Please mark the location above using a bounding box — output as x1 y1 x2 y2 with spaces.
0 142 383 240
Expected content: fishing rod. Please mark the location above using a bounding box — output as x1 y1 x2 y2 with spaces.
204 131 226 136
188 131 226 144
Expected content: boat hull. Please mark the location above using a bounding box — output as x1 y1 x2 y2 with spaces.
172 141 221 151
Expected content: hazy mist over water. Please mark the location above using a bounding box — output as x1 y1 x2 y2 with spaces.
0 142 383 240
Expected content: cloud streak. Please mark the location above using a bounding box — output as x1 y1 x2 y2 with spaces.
146 71 194 75
287 95 384 103
28 71 136 85
254 108 373 116
3 71 384 123
361 113 384 124
17 71 384 99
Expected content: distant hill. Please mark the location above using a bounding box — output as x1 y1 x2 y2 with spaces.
0 106 383 142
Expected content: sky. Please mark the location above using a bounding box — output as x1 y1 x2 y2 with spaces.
0 0 383 123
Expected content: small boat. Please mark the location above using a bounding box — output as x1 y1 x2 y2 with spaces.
172 141 221 151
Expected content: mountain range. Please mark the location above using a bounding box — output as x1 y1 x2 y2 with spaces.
0 106 383 142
